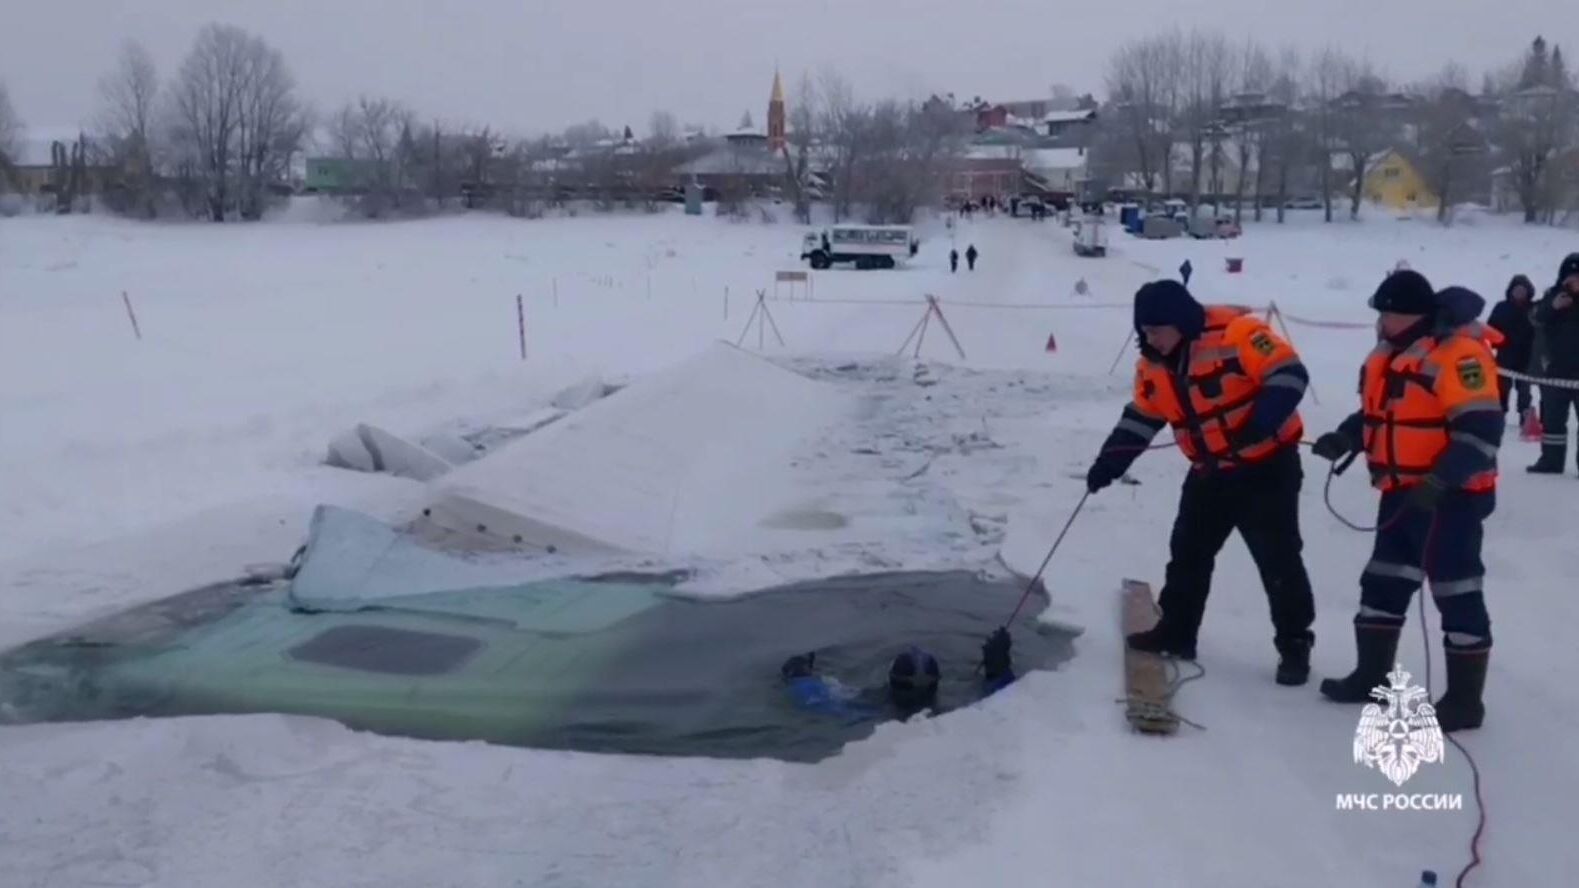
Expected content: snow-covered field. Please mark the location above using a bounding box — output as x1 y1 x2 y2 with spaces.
2 202 1577 886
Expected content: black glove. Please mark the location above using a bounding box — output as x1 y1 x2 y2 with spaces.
1406 476 1447 513
1086 459 1121 494
1312 431 1355 462
1228 422 1271 453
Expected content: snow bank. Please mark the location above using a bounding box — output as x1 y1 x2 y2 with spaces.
7 210 1579 887
414 342 851 557
326 423 454 481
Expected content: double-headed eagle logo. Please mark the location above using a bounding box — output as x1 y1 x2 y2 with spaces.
1353 664 1445 787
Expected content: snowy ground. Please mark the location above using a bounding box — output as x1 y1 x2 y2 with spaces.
2 202 1578 886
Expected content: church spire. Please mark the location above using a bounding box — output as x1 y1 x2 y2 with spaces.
768 67 787 152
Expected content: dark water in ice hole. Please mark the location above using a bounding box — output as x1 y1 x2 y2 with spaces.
0 571 1074 763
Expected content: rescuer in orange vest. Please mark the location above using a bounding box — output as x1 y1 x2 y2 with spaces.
1085 280 1316 686
1311 271 1500 732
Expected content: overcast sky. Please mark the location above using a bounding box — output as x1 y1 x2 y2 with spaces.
4 0 1575 139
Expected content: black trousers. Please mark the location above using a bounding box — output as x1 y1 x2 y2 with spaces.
1497 373 1532 415
1538 386 1579 466
1158 445 1317 651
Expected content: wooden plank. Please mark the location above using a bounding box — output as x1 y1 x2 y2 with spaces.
1121 579 1180 735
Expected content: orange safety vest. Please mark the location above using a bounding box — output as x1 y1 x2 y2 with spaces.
1360 324 1500 492
1133 306 1305 469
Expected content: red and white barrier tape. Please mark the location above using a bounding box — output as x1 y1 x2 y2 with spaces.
1273 311 1373 330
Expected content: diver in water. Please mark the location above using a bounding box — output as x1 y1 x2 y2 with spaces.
782 633 1016 722
979 627 1015 695
886 646 942 716
780 652 875 721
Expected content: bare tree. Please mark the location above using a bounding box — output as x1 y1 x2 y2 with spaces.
94 40 161 215
561 120 611 147
1330 56 1393 220
332 95 415 213
818 70 865 221
1306 47 1348 222
1177 30 1232 212
780 72 818 223
0 81 22 190
1105 33 1181 197
233 36 307 219
1227 39 1273 223
460 126 504 208
1410 64 1488 224
1262 48 1305 224
1491 37 1578 223
168 24 251 220
854 98 966 223
166 24 302 221
647 111 679 149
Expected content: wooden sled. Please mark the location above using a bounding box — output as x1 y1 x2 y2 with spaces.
1121 579 1181 735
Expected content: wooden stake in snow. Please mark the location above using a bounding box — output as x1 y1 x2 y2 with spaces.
121 291 142 341
734 289 784 350
516 294 526 360
897 295 966 360
1262 301 1319 405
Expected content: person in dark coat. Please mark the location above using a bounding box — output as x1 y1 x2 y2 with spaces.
1528 253 1579 474
1487 274 1536 418
965 244 978 271
949 248 959 273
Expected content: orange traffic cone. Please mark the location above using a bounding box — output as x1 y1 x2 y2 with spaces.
1521 408 1542 442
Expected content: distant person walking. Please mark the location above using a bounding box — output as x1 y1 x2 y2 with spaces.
966 244 978 271
950 249 959 273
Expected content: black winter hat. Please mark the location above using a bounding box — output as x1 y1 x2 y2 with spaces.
1559 253 1579 283
1507 274 1535 300
1369 269 1436 315
1133 279 1206 339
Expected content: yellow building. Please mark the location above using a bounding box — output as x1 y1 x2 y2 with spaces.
1363 149 1438 210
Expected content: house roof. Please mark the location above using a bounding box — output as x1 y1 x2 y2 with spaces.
964 144 1087 171
1042 109 1097 124
674 144 783 177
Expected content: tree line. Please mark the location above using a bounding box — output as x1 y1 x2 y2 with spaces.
3 23 1574 225
1093 31 1579 224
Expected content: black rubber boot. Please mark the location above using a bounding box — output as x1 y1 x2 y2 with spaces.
1125 623 1196 661
1320 622 1402 703
1434 649 1488 733
1275 636 1312 686
1528 453 1564 474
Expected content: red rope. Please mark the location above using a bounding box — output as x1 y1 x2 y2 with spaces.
1418 517 1489 888
1040 434 1488 882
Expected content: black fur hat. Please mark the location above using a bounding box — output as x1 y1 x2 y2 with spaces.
1369 269 1436 315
